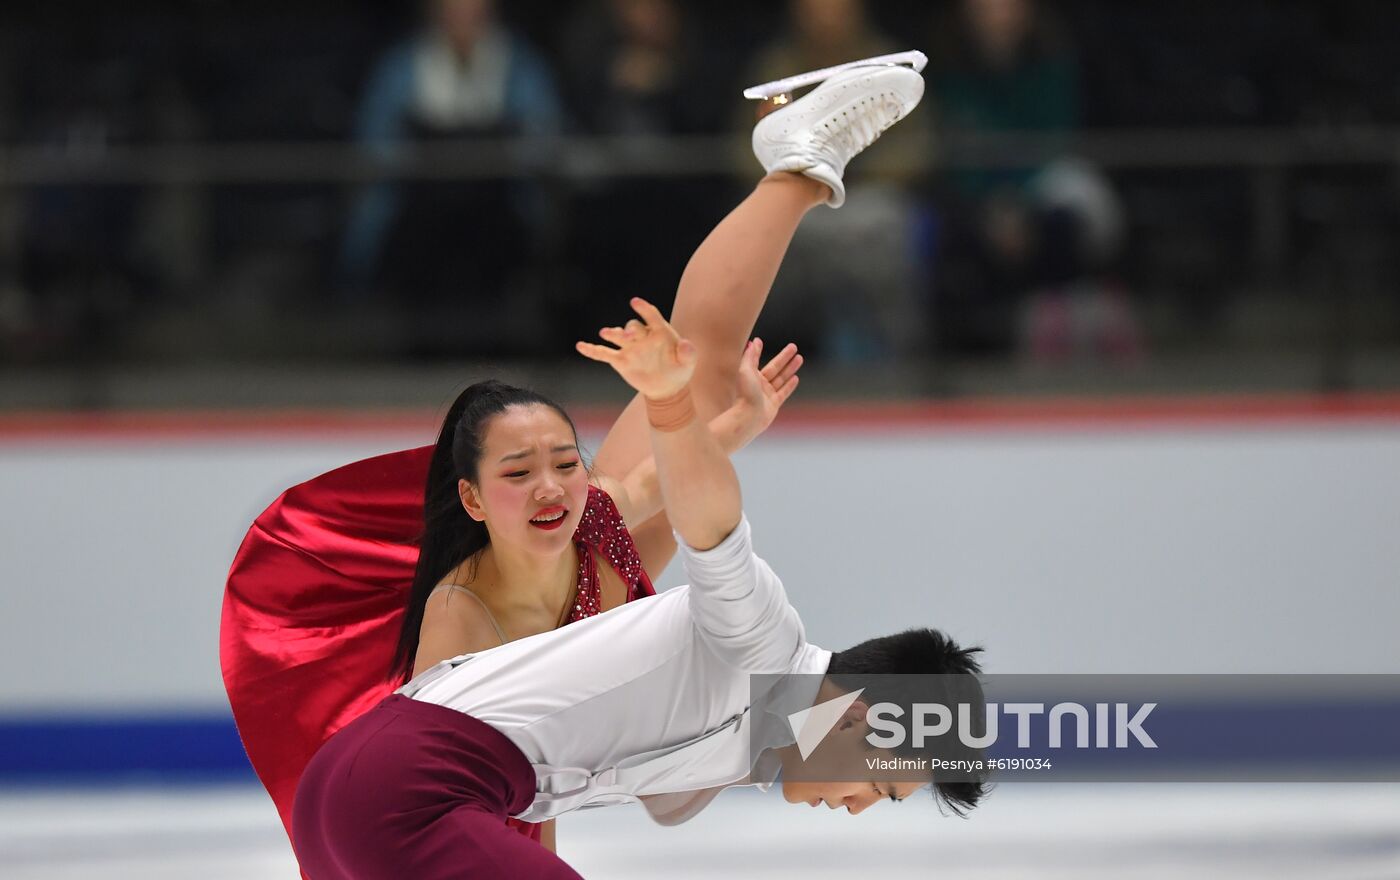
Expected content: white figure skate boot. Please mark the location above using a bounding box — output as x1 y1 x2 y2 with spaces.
748 52 927 208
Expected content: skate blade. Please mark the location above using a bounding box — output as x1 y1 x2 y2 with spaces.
742 50 928 100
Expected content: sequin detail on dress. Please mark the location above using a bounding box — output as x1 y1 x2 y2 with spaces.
569 484 655 621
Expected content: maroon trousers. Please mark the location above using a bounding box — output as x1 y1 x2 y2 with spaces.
293 695 582 879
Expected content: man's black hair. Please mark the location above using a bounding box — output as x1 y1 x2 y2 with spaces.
828 628 988 815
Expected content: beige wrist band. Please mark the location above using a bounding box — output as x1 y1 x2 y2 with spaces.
646 386 696 432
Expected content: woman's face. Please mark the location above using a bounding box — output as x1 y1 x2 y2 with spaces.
461 404 588 555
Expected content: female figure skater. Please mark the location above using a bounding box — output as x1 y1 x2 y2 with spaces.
221 52 926 863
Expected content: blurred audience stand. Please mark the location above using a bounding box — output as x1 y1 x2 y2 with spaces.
927 0 1139 365
4 24 209 363
339 0 564 356
0 2 1396 380
743 0 929 365
558 0 730 331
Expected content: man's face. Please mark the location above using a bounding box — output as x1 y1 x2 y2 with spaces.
781 774 926 814
778 703 928 814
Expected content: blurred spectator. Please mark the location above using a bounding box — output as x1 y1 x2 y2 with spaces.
742 0 929 363
929 0 1137 363
559 0 730 328
340 0 563 335
562 0 724 137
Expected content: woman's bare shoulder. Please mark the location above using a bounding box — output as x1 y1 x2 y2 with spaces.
413 586 507 676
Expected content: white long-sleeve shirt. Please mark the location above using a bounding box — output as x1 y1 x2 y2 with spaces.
397 514 832 823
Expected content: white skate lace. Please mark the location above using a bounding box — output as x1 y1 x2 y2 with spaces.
813 96 899 164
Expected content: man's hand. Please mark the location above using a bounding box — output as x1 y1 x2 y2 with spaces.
577 298 697 400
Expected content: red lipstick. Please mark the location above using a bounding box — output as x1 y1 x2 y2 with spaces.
529 505 568 531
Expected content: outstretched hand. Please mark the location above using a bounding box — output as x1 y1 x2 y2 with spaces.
730 337 803 448
577 297 697 399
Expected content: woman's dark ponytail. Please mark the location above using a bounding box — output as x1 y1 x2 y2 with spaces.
389 380 578 682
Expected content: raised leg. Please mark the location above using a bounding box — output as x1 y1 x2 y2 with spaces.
591 173 826 576
591 62 926 579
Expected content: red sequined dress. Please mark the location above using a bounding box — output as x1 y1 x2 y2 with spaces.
219 445 655 853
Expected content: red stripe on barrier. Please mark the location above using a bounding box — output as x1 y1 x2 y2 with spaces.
764 394 1400 433
0 394 1399 442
